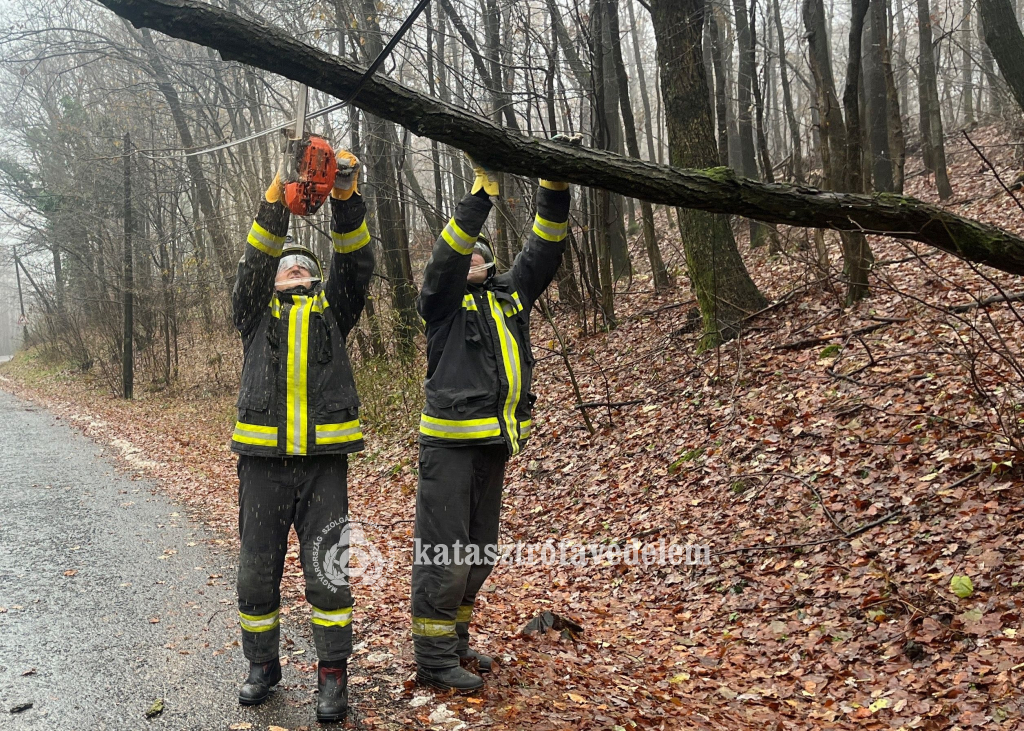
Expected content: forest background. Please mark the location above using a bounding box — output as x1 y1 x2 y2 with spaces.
3 0 1024 727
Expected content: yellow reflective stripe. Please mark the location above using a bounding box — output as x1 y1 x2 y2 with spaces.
419 414 501 439
456 605 473 623
270 295 281 319
315 420 363 445
247 221 286 256
519 420 532 439
239 609 279 633
463 294 478 311
332 220 371 253
512 291 523 312
312 291 328 313
532 214 568 242
286 297 311 455
311 606 353 628
488 291 523 455
232 422 278 447
412 617 457 637
441 218 477 255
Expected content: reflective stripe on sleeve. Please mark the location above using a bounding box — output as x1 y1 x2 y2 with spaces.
332 220 371 253
456 605 473 624
232 422 278 447
441 218 477 255
419 414 501 440
247 221 286 257
239 609 279 633
311 606 353 628
412 617 457 637
532 214 568 243
315 420 363 445
463 294 478 311
519 420 532 440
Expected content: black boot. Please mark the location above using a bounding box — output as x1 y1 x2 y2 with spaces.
316 661 349 723
459 648 493 673
416 664 484 692
238 659 282 706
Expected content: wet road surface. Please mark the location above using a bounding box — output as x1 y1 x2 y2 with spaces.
0 389 321 729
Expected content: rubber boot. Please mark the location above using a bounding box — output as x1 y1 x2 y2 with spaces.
459 648 493 673
316 661 349 723
238 659 282 706
416 664 484 692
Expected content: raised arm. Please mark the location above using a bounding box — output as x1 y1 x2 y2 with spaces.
417 191 493 324
508 182 570 309
233 199 289 336
324 193 374 339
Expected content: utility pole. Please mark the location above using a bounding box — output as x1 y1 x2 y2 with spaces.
122 132 134 400
13 248 27 347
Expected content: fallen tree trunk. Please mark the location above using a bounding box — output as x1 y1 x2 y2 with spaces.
98 0 1024 277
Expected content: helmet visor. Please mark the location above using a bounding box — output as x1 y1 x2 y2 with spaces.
277 254 321 284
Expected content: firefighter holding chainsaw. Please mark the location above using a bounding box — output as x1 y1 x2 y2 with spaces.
411 136 578 691
231 140 372 721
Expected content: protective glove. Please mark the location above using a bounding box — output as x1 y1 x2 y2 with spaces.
540 133 583 191
467 153 500 197
265 172 284 203
332 150 361 200
265 139 291 203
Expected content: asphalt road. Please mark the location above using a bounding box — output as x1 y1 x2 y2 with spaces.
0 389 321 730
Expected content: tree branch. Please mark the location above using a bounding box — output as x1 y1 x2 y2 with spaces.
96 0 1024 277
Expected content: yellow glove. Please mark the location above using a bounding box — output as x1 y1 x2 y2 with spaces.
265 172 284 203
332 150 361 200
540 133 582 191
467 153 500 196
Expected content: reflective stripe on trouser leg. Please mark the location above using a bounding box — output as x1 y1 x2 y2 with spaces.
237 455 295 662
294 454 354 662
411 444 506 668
310 605 354 661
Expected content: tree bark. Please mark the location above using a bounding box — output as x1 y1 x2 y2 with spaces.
708 6 731 166
609 0 670 289
771 0 803 182
94 0 1024 278
649 0 767 345
963 0 975 125
863 0 894 191
804 0 873 302
917 0 953 199
979 0 1024 116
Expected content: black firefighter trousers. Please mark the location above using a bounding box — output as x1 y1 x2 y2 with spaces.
411 443 507 669
237 454 353 663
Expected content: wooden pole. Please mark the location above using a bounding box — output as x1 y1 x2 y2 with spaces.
123 132 134 400
13 248 27 346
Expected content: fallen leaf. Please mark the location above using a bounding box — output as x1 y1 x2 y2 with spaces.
228 722 252 730
869 697 891 713
950 575 974 599
63 569 77 577
144 698 164 718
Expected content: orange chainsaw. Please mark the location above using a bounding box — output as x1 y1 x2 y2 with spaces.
281 84 337 216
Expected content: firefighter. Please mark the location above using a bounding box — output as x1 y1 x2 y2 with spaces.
231 148 373 722
411 138 576 691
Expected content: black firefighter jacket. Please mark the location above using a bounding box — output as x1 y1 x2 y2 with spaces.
417 186 570 457
231 196 374 458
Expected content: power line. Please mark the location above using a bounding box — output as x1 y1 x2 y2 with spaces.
140 0 434 161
